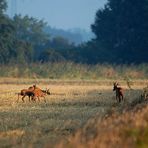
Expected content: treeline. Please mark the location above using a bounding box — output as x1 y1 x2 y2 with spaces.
44 27 93 45
0 0 148 64
0 0 75 64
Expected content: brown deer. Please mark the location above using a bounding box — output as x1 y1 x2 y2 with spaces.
32 88 50 102
17 85 36 102
17 85 50 103
33 89 46 102
113 82 124 103
28 85 50 102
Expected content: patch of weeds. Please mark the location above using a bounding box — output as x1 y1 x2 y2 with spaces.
125 127 148 148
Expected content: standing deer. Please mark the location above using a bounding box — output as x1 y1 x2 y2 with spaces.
113 82 124 103
31 85 50 102
32 89 48 102
17 85 36 102
33 84 50 102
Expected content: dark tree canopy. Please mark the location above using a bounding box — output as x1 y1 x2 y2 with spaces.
0 0 7 14
91 0 148 63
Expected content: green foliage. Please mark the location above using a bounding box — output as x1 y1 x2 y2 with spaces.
13 15 49 46
0 0 7 14
0 0 15 63
1 0 148 64
91 0 148 63
39 48 65 62
50 36 72 49
125 127 148 148
12 15 50 62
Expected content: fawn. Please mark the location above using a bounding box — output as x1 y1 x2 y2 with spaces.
113 82 124 103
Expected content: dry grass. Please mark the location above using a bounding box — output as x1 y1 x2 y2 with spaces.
0 79 147 147
57 103 148 148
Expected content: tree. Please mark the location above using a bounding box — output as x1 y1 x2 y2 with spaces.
91 0 148 63
49 36 74 50
0 0 6 14
12 15 50 62
39 48 65 62
0 0 16 63
13 15 49 46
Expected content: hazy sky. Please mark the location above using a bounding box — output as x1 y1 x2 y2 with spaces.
7 0 107 31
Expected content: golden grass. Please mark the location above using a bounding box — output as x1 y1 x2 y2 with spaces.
57 104 148 148
0 79 147 147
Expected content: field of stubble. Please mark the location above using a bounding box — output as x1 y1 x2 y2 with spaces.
0 78 147 147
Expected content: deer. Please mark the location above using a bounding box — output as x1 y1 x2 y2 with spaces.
32 89 47 102
27 85 50 102
29 85 50 102
17 85 50 103
17 85 36 102
41 88 51 95
113 82 124 103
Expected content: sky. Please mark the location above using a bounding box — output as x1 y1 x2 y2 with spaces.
6 0 107 31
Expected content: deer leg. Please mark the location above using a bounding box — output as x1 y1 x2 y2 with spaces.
116 95 118 102
28 95 31 102
119 96 121 103
37 97 40 102
43 96 46 103
29 95 34 102
31 95 35 102
31 96 34 101
21 95 26 102
17 93 20 102
121 95 124 102
22 96 25 102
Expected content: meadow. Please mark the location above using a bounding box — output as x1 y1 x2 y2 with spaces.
0 78 147 147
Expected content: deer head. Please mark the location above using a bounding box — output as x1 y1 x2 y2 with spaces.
46 89 51 95
113 82 119 91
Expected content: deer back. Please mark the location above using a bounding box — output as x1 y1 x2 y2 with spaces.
33 88 45 97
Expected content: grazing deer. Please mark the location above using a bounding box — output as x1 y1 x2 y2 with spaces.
113 82 124 103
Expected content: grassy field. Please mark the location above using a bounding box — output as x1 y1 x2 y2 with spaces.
0 78 147 147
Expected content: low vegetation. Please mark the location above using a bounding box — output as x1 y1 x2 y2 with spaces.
57 102 148 148
0 63 148 79
0 79 147 147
